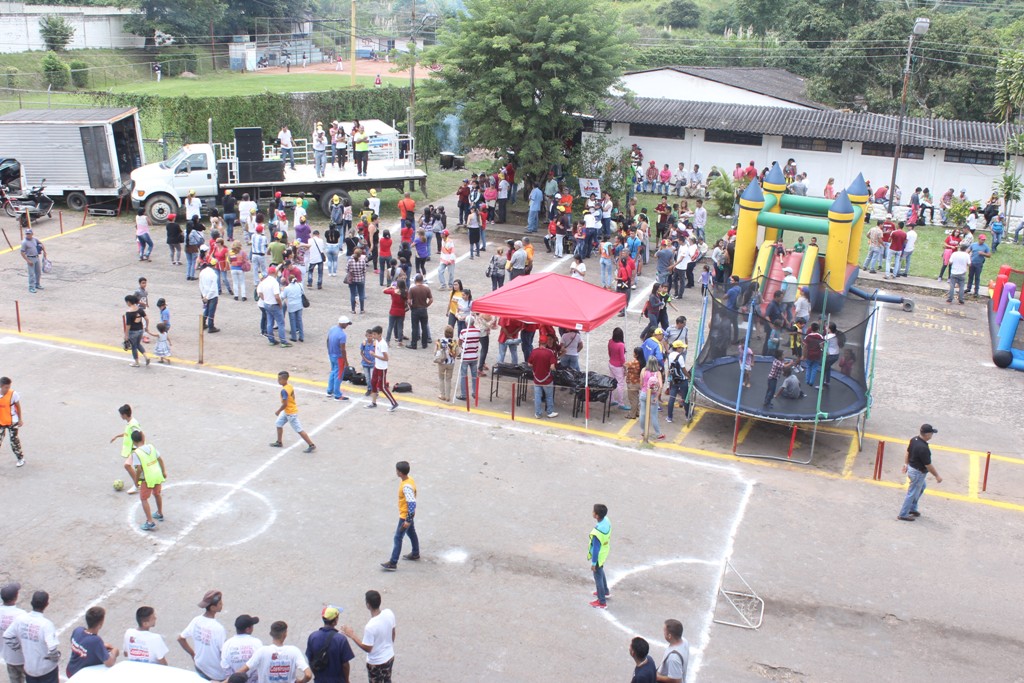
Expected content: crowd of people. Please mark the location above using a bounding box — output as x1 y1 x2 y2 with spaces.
0 583 400 683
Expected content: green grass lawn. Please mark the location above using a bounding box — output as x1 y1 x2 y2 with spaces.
108 71 407 97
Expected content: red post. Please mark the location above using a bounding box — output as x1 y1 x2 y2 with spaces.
585 386 591 423
510 381 516 420
81 207 89 227
59 211 64 234
873 441 886 481
982 451 991 493
787 424 798 459
731 414 741 453
474 376 480 407
15 300 21 333
464 374 470 412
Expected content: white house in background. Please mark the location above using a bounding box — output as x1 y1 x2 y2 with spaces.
0 3 144 53
619 66 828 110
583 96 1024 209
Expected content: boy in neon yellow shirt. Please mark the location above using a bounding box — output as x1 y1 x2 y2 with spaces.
109 404 141 495
131 430 166 531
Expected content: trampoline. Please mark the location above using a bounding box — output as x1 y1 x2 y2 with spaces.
692 355 868 421
689 274 880 462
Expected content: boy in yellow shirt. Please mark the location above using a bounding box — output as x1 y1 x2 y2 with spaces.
270 371 316 453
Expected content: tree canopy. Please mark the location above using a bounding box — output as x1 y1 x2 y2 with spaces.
419 0 632 172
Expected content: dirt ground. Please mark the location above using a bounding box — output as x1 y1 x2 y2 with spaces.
1 199 1023 682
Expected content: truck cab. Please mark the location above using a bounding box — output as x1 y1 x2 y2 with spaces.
131 144 218 221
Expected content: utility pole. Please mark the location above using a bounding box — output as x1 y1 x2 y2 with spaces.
349 0 356 87
210 20 217 71
409 0 416 142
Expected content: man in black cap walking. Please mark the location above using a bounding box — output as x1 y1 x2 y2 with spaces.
898 424 942 521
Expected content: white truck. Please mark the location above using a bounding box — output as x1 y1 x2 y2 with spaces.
0 107 144 211
130 119 426 222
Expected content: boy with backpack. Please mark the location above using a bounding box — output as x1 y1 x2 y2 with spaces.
802 322 825 386
665 340 691 423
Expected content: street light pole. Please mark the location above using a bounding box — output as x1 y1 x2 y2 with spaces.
887 17 930 215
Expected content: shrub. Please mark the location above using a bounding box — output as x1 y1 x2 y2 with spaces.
708 167 738 216
39 15 76 52
41 51 71 89
69 59 88 88
3 66 19 89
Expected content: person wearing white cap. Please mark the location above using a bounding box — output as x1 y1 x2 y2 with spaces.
326 316 352 401
779 265 798 322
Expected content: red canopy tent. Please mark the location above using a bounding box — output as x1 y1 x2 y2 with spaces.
470 272 625 331
470 273 626 425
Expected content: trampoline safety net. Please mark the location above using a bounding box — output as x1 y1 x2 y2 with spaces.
692 276 876 422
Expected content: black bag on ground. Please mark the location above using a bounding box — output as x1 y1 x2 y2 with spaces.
393 382 412 393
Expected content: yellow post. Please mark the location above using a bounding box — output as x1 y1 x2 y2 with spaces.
845 173 870 267
826 192 855 291
733 180 765 279
761 162 787 245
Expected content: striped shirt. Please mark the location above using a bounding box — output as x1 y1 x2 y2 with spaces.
767 358 786 380
459 326 481 361
251 233 268 256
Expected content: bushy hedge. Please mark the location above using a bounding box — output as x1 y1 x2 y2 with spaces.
69 59 88 88
41 51 70 89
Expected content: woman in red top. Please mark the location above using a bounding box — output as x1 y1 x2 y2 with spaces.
607 327 626 406
939 228 962 280
378 229 393 286
212 237 233 295
497 317 524 365
615 253 634 316
383 276 408 345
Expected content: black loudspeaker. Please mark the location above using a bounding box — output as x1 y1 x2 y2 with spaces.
235 127 264 162
237 160 284 183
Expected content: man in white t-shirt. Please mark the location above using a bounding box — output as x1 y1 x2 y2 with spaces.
558 328 583 371
278 126 295 170
178 590 231 680
220 614 261 680
234 621 310 683
258 269 287 345
2 590 59 682
123 606 169 665
946 244 971 305
657 618 690 683
0 583 27 681
367 326 398 411
341 590 395 682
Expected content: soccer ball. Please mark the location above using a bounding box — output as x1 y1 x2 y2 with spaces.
113 479 125 492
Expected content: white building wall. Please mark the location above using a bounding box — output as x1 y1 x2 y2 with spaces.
584 124 1023 212
0 3 144 53
619 70 812 109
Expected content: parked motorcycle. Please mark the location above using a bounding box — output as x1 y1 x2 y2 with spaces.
2 179 54 228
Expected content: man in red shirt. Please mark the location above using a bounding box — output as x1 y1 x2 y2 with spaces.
504 161 517 204
880 212 896 273
744 160 758 181
530 337 558 419
655 197 670 240
456 180 471 225
887 221 907 279
397 192 416 232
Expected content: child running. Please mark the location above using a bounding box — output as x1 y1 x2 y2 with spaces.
109 404 141 495
270 371 316 453
130 430 166 531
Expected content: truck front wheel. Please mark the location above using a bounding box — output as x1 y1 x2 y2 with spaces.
145 195 177 224
65 192 88 212
318 188 351 218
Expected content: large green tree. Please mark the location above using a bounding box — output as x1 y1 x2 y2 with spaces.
419 0 631 172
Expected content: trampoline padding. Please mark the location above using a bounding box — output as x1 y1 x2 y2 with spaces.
692 356 867 421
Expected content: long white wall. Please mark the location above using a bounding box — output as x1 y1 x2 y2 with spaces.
0 3 144 53
587 123 1022 212
618 70 811 109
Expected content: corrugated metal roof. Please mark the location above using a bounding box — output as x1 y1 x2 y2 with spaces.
0 108 137 125
596 97 1021 152
626 66 826 109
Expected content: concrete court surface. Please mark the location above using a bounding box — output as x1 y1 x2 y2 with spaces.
1 214 1024 681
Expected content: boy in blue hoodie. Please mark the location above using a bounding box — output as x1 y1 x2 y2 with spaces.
589 503 611 608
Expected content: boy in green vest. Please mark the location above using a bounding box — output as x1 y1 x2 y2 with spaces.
589 503 611 609
131 430 166 531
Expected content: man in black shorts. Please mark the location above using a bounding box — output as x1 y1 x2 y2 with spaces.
898 424 942 521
